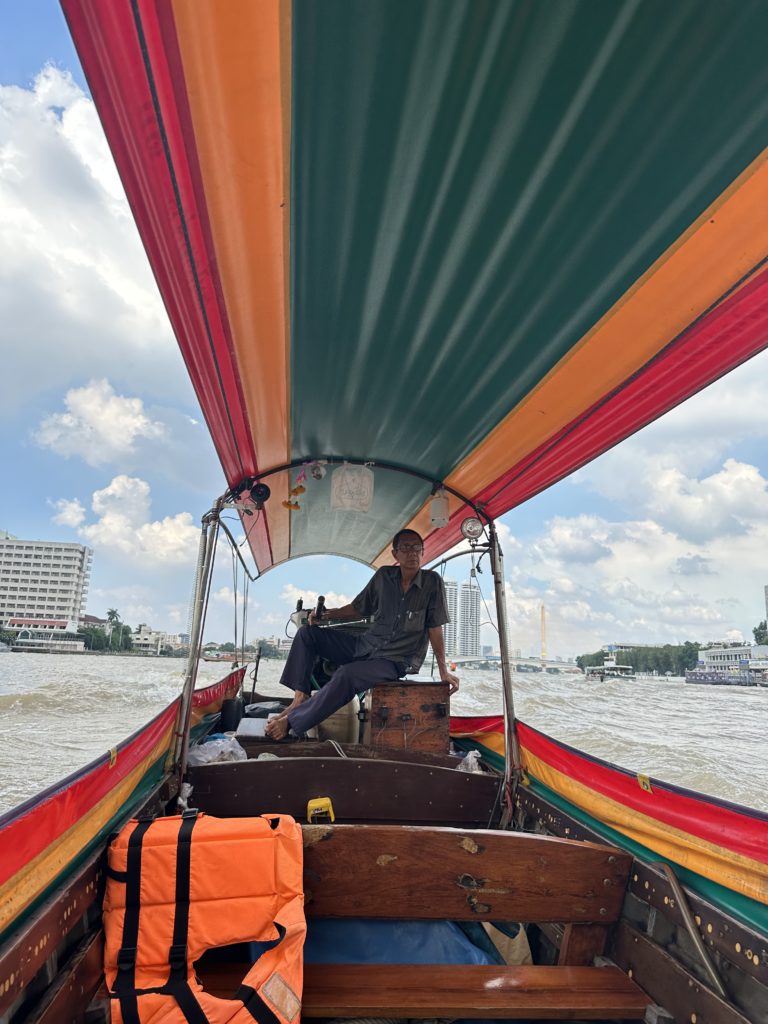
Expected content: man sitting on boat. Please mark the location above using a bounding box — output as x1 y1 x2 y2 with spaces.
265 530 460 740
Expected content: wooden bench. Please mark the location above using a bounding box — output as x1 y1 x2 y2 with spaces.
200 823 653 1019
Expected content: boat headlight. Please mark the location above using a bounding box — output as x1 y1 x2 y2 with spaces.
460 516 484 540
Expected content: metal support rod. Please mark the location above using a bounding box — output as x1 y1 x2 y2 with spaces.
652 861 728 999
176 505 221 793
488 521 522 826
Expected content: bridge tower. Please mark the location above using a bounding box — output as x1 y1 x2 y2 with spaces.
540 603 547 662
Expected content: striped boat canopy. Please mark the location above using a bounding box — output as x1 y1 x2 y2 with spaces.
62 0 768 573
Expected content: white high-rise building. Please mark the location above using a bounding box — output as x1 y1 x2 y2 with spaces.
0 534 93 631
443 579 458 655
458 581 481 656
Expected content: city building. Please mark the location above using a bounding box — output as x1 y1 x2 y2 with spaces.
458 581 481 657
443 579 458 655
0 534 92 633
697 643 768 671
81 613 108 630
257 635 294 655
132 626 185 654
602 642 657 653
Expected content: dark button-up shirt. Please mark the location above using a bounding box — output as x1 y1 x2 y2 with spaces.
351 565 450 673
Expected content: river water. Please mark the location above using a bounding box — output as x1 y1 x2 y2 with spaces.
0 653 765 815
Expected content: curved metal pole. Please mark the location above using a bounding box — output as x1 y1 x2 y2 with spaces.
226 455 490 524
488 521 521 828
428 542 490 574
176 505 220 795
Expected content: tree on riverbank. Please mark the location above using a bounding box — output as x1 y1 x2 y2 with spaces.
576 642 699 675
80 610 133 651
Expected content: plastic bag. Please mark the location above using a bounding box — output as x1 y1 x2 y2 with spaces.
187 736 247 766
457 749 483 773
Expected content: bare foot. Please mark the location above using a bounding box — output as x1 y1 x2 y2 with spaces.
277 691 308 719
265 716 290 740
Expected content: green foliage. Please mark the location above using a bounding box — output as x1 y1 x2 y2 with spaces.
78 626 108 651
576 642 700 675
753 620 768 645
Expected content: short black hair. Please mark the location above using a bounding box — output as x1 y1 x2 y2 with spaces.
392 529 424 550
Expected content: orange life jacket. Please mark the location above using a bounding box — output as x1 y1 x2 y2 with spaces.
103 811 305 1024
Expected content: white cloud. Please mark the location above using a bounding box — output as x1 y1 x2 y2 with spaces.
0 68 188 415
495 492 768 655
49 496 85 527
34 379 165 465
534 515 613 564
90 475 151 526
646 460 768 543
574 353 768 516
672 554 715 576
279 584 354 610
62 475 200 566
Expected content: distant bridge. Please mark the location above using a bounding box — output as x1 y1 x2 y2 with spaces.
449 655 579 673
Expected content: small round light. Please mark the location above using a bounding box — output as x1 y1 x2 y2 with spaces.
460 516 484 540
251 482 271 507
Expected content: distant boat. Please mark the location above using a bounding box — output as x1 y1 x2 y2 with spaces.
585 656 635 681
685 668 767 687
202 653 239 663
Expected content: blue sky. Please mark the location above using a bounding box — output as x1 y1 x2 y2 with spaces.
3 3 768 658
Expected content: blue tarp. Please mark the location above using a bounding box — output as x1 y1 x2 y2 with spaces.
303 918 497 965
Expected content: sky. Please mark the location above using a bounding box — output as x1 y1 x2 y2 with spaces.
3 4 768 660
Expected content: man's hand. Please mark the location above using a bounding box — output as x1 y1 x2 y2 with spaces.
441 670 460 694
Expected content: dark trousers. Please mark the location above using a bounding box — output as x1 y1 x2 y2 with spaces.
280 625 401 735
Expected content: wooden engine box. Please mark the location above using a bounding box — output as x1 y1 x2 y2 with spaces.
362 682 451 754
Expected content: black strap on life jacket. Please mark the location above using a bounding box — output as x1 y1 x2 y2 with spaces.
160 810 209 1024
236 982 284 1024
112 816 154 1024
233 922 288 1024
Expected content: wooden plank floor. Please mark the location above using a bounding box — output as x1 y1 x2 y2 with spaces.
200 962 651 1019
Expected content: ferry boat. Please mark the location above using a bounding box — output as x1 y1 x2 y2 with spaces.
2 2 767 1022
586 656 636 681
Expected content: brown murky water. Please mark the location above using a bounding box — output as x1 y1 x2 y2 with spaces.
1 654 765 813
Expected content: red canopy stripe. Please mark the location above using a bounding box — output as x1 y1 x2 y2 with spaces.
61 0 274 567
422 263 768 563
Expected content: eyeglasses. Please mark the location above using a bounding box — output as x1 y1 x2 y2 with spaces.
396 543 423 553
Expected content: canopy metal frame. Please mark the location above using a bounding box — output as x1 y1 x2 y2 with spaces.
178 458 521 816
224 454 489 523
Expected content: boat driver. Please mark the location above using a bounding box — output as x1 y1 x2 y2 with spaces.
265 530 460 740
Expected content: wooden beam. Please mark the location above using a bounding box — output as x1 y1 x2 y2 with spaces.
235 740 464 768
27 930 103 1024
0 856 102 1018
0 776 176 1019
516 785 768 989
613 922 754 1024
301 825 631 922
558 924 609 966
301 963 650 1018
191 757 500 825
